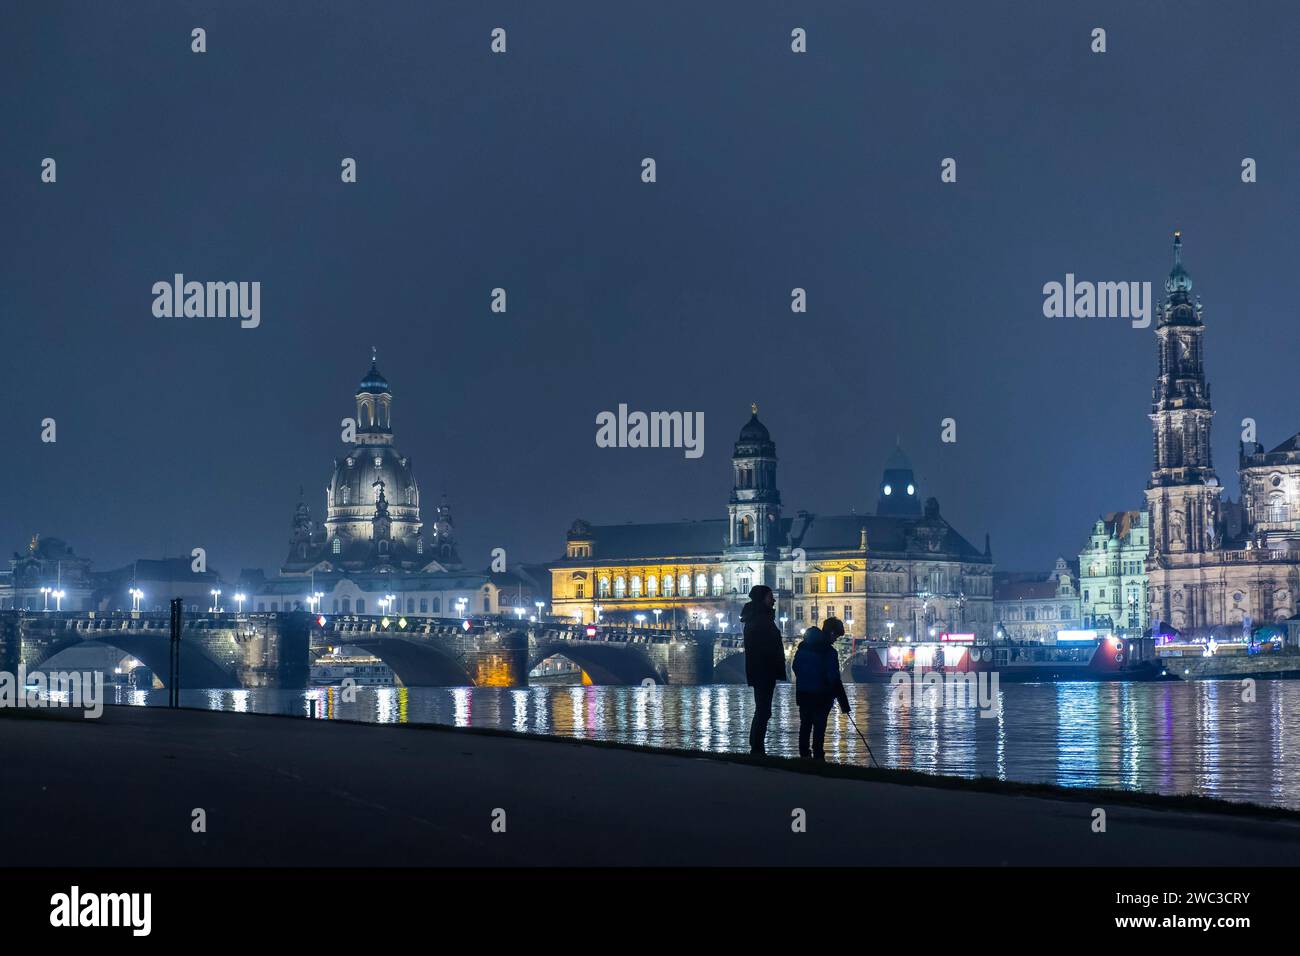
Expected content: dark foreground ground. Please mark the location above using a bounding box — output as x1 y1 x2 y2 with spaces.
2 705 1298 866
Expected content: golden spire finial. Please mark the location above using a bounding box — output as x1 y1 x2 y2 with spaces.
751 402 758 416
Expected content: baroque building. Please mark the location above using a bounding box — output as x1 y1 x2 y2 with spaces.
1077 511 1150 635
550 409 995 639
257 356 542 618
992 557 1082 643
1145 234 1300 633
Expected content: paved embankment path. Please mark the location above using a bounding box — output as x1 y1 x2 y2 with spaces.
2 705 1298 866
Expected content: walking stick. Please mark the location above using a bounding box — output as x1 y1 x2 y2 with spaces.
844 710 879 768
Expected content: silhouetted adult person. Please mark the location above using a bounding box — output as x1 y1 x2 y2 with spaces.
741 584 787 755
792 616 851 761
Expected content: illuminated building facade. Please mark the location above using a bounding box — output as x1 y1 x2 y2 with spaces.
1145 234 1300 632
550 410 996 639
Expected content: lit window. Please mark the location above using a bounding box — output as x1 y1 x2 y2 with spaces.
679 575 691 597
883 484 892 496
614 577 626 598
630 575 642 598
333 538 341 554
826 575 837 593
646 575 658 597
907 484 915 495
711 573 723 596
663 575 674 597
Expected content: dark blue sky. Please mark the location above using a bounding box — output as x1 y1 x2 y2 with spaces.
3 1 1298 578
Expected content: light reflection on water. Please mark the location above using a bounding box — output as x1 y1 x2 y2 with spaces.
107 680 1300 810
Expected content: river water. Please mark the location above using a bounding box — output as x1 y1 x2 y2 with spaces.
106 679 1300 810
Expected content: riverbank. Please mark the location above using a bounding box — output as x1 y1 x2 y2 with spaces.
2 704 1298 865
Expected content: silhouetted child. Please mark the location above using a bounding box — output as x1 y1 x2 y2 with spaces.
792 617 851 760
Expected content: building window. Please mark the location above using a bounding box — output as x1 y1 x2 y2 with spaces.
845 606 854 622
341 598 351 613
419 598 428 613
407 598 414 613
356 599 365 614
663 575 675 597
598 577 611 598
796 605 805 621
257 602 266 612
630 575 642 598
341 487 350 504
484 596 491 613
614 577 626 599
270 602 279 611
809 576 820 594
697 573 709 596
739 575 751 594
679 575 691 597
332 538 341 554
432 598 441 613
332 599 339 613
843 575 853 593
646 575 658 597
795 578 804 595
711 573 723 596
826 575 837 593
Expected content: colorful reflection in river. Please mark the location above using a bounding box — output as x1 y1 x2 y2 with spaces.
108 680 1300 810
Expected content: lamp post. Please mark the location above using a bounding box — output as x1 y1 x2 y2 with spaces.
53 589 65 612
234 592 246 615
129 588 144 612
40 587 51 611
593 604 603 624
779 614 788 636
210 589 221 613
535 600 545 621
456 597 467 619
514 606 525 620
886 620 895 642
652 608 662 629
715 611 724 631
635 613 646 629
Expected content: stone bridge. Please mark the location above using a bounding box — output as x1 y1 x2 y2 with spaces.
0 610 750 688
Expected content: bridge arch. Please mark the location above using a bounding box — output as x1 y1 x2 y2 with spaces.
529 642 664 686
33 637 240 689
342 637 476 687
712 650 748 684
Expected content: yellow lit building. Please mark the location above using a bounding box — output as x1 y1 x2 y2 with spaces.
550 410 995 640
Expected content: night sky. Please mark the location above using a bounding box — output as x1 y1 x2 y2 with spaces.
3 1 1298 579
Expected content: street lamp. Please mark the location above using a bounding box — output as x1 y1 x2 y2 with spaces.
53 589 65 611
593 604 603 623
886 620 895 641
715 612 724 631
635 613 646 628
129 588 144 612
779 614 788 636
514 606 525 619
535 600 545 621
234 592 246 614
40 587 51 611
456 597 467 619
652 608 662 628
210 588 222 613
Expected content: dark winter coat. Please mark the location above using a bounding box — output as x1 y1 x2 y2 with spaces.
741 600 788 686
792 627 850 713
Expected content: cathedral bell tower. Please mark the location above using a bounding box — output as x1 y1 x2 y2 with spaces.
1146 232 1221 557
355 347 394 447
728 405 781 555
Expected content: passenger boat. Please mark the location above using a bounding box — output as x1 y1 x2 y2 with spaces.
844 631 1164 683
